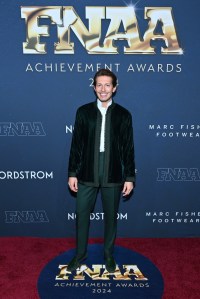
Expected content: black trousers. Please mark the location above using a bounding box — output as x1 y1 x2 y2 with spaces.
75 153 121 258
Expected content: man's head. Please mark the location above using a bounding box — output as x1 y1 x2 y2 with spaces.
93 69 117 106
93 69 117 87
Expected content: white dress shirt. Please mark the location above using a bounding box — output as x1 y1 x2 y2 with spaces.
97 99 112 152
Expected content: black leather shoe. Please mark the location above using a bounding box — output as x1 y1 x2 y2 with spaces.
105 256 116 273
67 255 87 272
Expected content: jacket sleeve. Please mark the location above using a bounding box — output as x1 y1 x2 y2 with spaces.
121 113 135 184
68 108 84 178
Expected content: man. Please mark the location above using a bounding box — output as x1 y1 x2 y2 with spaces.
68 69 135 272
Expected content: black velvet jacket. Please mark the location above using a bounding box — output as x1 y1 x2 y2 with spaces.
68 100 135 187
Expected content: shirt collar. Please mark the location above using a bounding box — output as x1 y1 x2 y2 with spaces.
97 99 112 109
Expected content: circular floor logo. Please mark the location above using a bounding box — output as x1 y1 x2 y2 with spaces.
38 244 164 299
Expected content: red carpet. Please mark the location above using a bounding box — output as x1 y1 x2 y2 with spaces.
0 237 199 299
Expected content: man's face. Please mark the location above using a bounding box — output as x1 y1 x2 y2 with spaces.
94 76 116 106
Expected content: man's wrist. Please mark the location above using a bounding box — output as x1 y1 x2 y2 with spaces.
68 172 77 177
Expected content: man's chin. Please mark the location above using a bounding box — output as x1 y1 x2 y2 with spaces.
99 98 111 102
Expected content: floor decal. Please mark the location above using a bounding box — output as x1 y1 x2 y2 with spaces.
38 244 164 298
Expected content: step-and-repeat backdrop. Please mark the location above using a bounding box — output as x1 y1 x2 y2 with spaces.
0 0 199 237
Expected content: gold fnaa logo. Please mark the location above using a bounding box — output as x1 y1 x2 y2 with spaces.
21 6 183 55
56 264 148 281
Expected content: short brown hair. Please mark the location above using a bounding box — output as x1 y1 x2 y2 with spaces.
93 69 117 87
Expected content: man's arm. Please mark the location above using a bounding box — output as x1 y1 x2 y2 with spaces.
121 112 135 197
68 108 84 186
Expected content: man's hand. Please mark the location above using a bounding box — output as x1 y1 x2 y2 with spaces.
122 182 134 197
68 177 78 192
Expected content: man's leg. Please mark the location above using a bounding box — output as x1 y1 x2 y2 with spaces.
67 183 98 271
76 183 98 258
101 186 121 271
